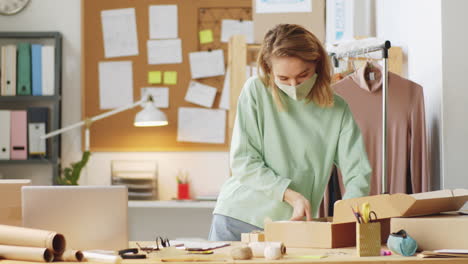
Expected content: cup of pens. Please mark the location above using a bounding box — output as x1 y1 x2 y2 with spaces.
177 170 190 200
352 202 381 257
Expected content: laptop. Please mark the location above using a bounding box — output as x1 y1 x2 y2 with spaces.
22 185 128 251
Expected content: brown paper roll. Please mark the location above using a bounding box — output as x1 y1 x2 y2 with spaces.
0 245 53 262
55 250 84 262
0 224 65 254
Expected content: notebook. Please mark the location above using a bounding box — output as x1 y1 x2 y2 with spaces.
22 186 128 250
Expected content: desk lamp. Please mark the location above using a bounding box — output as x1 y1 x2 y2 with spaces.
42 95 168 151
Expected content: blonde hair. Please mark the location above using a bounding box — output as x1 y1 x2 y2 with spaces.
257 24 334 110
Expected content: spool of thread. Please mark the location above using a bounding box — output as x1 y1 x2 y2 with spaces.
230 246 253 260
248 242 286 258
264 245 283 260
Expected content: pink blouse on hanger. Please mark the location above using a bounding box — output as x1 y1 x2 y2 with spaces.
332 63 429 195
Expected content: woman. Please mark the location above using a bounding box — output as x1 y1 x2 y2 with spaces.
209 24 371 241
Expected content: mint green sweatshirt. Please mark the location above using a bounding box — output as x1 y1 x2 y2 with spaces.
213 77 371 228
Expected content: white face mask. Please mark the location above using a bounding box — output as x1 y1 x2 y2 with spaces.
274 73 318 101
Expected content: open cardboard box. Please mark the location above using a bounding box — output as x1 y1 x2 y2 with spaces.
265 189 468 248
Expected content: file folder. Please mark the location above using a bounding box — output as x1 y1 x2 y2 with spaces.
41 46 55 96
0 110 11 160
10 111 28 160
17 43 32 96
27 107 48 158
1 45 17 96
31 44 42 96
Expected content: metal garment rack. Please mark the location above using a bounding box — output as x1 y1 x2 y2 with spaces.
330 40 392 194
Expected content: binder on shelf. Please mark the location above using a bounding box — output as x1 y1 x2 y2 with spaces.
27 107 48 159
17 42 32 96
10 111 27 160
1 45 17 96
0 110 11 160
41 46 55 96
31 44 43 96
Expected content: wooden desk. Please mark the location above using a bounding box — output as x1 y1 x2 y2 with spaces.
0 243 465 264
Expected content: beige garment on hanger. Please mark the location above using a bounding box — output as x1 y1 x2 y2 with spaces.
331 62 429 196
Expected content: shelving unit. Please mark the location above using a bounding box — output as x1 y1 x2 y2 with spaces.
0 32 62 183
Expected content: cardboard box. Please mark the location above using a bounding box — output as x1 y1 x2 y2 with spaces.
391 214 468 251
0 179 31 226
265 190 468 248
241 231 265 243
265 218 355 248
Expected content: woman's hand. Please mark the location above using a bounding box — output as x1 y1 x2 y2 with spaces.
283 189 312 221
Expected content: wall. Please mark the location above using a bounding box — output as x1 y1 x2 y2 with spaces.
441 0 468 189
0 0 231 199
376 0 443 190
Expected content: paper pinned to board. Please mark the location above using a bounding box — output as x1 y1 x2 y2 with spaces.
177 108 226 144
98 61 134 109
163 71 178 85
147 39 182 65
185 81 217 108
148 71 162 84
221 19 254 44
189 49 225 79
149 5 178 39
199 29 214 44
101 8 139 58
219 67 231 110
141 87 169 108
255 0 312 14
219 66 253 110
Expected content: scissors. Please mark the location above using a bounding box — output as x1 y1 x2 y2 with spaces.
360 202 378 223
350 205 362 224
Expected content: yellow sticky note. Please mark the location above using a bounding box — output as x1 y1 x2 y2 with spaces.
148 71 162 84
164 71 177 85
199 29 214 44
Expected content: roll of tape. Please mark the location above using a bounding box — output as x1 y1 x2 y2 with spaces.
230 246 253 260
264 245 282 260
248 242 286 258
387 230 418 257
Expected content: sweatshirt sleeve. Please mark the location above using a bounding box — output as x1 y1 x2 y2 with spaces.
335 104 372 199
230 79 291 202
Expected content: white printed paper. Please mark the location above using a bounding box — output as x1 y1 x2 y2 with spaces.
147 39 182 65
149 5 178 39
219 66 253 110
141 87 169 108
326 0 354 43
219 67 231 110
98 61 134 109
221 19 254 44
177 108 226 144
189 49 225 79
101 8 139 58
255 0 312 13
185 81 217 108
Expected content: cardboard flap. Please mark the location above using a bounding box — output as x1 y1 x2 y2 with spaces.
402 190 468 216
453 189 468 197
409 189 453 199
334 190 468 223
333 194 407 223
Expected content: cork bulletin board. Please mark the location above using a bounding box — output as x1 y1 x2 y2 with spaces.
82 0 251 151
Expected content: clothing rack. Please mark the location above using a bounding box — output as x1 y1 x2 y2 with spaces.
330 40 392 194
